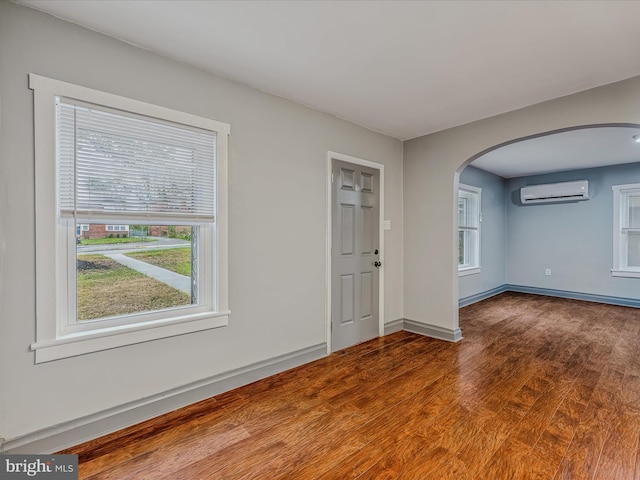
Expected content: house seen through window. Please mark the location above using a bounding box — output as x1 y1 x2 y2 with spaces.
57 98 213 322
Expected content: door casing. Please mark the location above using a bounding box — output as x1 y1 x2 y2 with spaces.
326 151 385 354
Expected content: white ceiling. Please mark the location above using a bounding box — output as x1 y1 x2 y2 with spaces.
15 0 640 177
472 126 640 178
17 0 640 143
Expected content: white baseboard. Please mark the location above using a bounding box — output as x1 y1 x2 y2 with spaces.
459 284 640 309
459 284 509 307
6 310 475 454
384 318 404 335
383 318 462 342
506 284 640 308
5 343 326 454
403 318 463 342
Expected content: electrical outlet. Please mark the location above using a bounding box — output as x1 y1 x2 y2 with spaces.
545 268 551 276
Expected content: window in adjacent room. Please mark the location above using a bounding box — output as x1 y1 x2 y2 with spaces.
612 183 640 278
458 184 481 276
30 74 230 363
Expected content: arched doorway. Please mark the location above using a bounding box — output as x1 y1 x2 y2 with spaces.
456 124 640 312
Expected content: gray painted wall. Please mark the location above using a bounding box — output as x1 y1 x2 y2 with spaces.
458 166 507 299
0 3 403 444
506 162 640 299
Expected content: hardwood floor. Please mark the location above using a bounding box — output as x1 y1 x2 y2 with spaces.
60 292 640 479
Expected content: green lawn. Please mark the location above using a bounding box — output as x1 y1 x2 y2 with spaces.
79 237 156 245
125 247 192 276
77 254 190 320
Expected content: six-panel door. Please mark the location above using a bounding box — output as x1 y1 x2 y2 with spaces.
331 159 380 351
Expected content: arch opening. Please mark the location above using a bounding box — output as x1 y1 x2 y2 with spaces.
455 123 640 313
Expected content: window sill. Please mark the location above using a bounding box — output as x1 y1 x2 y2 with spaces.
31 311 230 363
459 267 481 277
611 269 640 279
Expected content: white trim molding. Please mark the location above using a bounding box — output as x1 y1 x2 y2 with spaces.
403 319 463 342
384 318 404 335
611 269 640 278
29 74 231 363
458 183 481 275
458 267 481 277
612 183 640 279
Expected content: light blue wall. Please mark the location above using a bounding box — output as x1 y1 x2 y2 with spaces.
506 163 640 300
460 162 640 303
459 166 507 300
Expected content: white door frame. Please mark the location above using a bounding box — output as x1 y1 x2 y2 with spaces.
326 151 385 354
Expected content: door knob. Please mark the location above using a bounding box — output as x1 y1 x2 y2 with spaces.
374 261 382 268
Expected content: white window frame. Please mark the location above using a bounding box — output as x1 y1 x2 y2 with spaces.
458 184 481 276
29 74 230 363
612 183 640 278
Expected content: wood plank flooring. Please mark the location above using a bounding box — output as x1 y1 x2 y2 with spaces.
60 292 640 479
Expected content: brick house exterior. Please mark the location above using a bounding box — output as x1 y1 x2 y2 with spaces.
77 224 189 239
78 224 129 239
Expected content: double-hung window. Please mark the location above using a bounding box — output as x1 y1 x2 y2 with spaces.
30 74 230 363
458 184 481 276
612 183 640 278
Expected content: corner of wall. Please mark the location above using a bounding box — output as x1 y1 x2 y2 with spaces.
399 141 405 320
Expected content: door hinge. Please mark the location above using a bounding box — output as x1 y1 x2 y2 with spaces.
331 172 334 183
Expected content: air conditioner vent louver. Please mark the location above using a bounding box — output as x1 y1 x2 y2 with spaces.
520 180 589 204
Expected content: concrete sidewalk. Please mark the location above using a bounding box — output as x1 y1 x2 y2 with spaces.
105 253 191 295
78 237 190 254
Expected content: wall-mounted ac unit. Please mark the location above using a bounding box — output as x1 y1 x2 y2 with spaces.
520 180 589 204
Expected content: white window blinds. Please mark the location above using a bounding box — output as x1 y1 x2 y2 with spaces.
56 97 216 223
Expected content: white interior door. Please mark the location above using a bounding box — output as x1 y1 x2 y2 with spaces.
331 159 380 351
